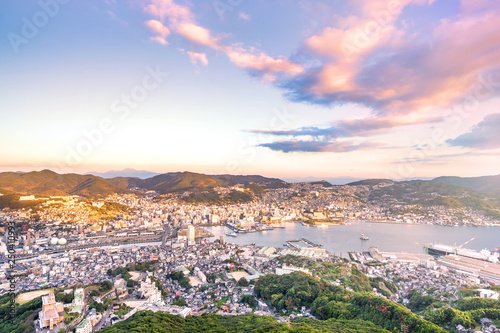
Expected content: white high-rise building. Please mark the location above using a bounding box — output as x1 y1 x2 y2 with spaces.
187 225 195 245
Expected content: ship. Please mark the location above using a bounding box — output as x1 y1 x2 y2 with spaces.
360 231 369 240
425 243 455 256
425 243 500 263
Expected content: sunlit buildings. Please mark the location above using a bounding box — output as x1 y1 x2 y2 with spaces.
38 293 64 330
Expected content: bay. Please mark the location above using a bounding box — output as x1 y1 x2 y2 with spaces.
207 221 500 256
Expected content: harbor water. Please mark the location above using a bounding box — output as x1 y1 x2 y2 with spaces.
207 221 500 256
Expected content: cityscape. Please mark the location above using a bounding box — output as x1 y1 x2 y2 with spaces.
1 172 500 332
2 0 500 332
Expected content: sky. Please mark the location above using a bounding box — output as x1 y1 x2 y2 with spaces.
0 0 499 180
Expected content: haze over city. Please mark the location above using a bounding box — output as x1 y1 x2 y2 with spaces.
1 0 500 179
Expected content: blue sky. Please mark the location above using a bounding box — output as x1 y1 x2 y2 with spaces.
1 0 499 179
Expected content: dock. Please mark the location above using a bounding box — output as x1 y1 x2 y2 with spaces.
284 241 301 250
301 238 322 247
284 238 323 250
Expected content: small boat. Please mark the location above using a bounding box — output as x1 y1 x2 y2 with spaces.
360 231 369 240
318 224 328 228
226 231 237 237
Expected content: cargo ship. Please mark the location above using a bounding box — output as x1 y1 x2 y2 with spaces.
425 243 499 263
425 243 455 256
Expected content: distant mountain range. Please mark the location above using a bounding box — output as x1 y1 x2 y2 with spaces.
347 179 394 186
112 172 287 195
346 178 500 219
86 170 432 185
285 176 434 185
0 170 130 197
209 174 284 185
127 172 228 195
1 169 498 200
86 168 161 179
0 170 287 197
346 175 500 194
432 174 500 194
284 176 362 185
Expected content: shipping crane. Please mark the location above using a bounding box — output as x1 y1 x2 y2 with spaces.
458 236 477 248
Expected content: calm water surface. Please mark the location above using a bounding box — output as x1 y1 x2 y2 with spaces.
207 221 500 256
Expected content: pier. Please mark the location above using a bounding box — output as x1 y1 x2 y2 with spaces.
301 238 322 247
284 241 301 250
284 238 323 250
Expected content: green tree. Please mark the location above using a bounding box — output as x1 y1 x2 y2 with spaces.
127 279 138 288
239 295 256 307
237 277 249 287
172 296 187 307
406 290 436 312
100 281 113 292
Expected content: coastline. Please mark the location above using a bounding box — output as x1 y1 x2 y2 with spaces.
365 220 407 224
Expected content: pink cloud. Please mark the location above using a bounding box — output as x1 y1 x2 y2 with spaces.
224 47 303 77
459 0 498 13
144 0 192 25
177 22 219 47
286 0 500 119
187 51 208 66
145 19 170 45
143 0 500 141
239 12 250 21
143 0 303 78
376 7 500 113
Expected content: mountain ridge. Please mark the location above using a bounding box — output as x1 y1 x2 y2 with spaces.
1 170 498 201
86 168 161 179
432 174 500 194
0 170 286 197
0 169 131 197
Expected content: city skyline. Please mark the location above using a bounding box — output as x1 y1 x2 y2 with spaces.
1 0 500 179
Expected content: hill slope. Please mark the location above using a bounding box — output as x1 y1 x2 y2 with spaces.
0 170 130 197
116 172 287 194
132 172 229 194
432 174 500 194
347 179 394 186
354 179 500 219
210 174 285 185
101 311 391 333
0 170 286 197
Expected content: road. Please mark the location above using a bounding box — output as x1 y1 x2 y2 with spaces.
92 305 113 332
162 225 174 249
